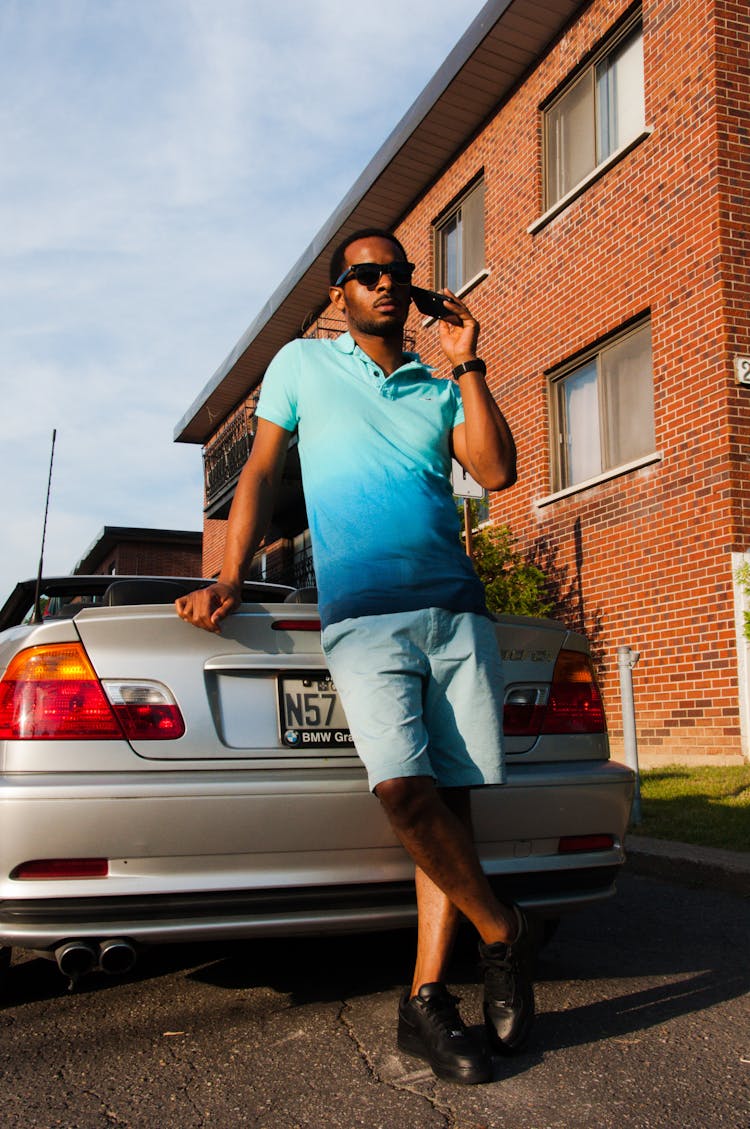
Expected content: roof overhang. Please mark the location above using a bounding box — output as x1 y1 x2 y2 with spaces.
74 526 203 574
175 0 586 446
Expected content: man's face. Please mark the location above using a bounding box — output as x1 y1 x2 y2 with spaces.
330 236 411 338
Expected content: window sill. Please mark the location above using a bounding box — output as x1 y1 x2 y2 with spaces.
419 269 490 328
528 127 653 235
536 450 662 508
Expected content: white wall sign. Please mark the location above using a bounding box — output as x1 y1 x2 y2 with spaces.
451 459 484 498
734 356 750 385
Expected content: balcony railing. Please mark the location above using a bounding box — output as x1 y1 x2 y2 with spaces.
249 544 316 590
303 315 415 352
203 319 417 511
302 316 346 340
203 394 260 509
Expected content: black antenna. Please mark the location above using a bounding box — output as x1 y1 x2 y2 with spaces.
34 429 57 623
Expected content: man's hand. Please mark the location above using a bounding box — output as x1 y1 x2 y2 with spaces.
175 581 241 634
436 290 480 370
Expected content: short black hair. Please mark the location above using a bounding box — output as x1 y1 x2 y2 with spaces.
329 228 408 285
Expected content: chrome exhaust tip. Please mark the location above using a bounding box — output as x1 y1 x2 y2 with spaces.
98 938 137 975
54 940 98 985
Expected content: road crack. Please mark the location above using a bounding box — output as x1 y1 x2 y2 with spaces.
81 1089 130 1126
337 1000 455 1127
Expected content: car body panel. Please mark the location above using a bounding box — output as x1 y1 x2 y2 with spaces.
0 577 634 956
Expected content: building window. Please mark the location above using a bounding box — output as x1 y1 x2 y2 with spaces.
544 15 644 209
292 530 316 588
550 320 654 491
251 549 269 580
434 178 485 292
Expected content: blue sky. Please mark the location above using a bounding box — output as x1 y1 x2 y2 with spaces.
0 0 488 600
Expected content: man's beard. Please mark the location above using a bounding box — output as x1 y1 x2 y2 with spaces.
348 309 406 338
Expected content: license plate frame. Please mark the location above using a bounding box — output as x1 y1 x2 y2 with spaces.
278 672 354 749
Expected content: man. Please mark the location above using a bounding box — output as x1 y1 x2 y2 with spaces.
176 229 533 1086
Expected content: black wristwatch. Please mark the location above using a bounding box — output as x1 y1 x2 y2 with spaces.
452 359 487 379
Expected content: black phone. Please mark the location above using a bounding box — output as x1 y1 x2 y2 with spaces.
410 286 462 324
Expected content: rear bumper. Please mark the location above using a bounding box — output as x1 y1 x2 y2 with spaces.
0 863 623 948
0 759 634 950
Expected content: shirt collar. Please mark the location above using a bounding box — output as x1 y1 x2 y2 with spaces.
333 331 431 374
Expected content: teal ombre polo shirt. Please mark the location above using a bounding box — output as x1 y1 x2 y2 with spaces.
256 332 488 629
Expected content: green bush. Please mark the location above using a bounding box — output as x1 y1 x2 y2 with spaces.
461 508 553 618
735 561 750 642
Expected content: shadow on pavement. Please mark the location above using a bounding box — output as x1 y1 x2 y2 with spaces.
3 870 749 1062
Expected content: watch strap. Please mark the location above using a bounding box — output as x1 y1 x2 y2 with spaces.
452 359 487 379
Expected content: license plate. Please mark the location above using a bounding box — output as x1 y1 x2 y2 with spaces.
278 674 354 748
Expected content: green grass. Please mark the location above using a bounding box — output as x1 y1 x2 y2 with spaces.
631 765 750 852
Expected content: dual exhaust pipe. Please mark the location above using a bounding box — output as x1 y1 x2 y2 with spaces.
54 937 137 986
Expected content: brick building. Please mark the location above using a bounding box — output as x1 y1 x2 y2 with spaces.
175 0 750 764
74 526 202 579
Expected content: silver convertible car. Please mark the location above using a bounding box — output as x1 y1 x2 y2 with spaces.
0 575 634 987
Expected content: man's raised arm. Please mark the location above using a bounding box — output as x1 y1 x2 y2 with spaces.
437 290 517 492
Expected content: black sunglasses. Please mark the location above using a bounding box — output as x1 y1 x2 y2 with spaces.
334 261 415 288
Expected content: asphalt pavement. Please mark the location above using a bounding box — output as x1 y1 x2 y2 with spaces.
4 868 748 1128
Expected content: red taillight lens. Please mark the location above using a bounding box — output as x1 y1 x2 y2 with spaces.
11 858 109 880
272 619 322 632
558 834 615 854
503 691 547 736
103 682 185 740
0 645 185 741
0 644 122 739
503 650 606 737
541 650 606 734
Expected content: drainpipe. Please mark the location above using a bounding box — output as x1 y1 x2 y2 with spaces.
617 644 642 826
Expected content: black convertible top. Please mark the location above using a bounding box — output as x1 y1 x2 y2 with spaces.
0 576 296 631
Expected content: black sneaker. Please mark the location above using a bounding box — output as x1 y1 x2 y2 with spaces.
397 982 493 1085
479 907 535 1055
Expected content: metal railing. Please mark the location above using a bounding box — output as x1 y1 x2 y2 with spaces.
249 544 316 590
302 316 346 340
203 318 417 508
203 394 260 506
302 315 416 352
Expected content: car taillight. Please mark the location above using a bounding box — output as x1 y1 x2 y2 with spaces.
503 649 606 737
558 834 615 854
0 644 184 741
0 644 123 739
542 649 606 734
11 858 109 880
503 688 547 736
102 680 185 740
272 619 322 631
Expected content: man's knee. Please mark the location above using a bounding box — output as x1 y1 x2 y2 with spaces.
374 775 436 828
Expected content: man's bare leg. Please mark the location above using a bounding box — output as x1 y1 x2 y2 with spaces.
409 789 472 995
391 778 533 1077
410 865 460 995
375 776 518 948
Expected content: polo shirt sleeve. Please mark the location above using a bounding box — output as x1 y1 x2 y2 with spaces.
450 380 466 427
255 341 301 433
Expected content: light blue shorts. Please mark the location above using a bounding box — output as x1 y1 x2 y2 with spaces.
321 608 506 792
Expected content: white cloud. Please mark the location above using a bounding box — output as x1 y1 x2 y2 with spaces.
0 0 487 602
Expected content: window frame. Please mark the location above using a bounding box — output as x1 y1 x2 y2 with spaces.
541 10 645 215
548 317 656 495
433 176 486 294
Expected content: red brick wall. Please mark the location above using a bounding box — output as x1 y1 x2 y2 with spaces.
201 0 749 761
203 517 227 579
392 0 746 761
718 0 750 544
98 542 202 578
